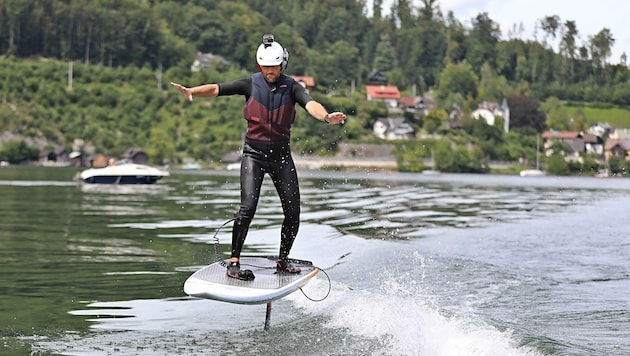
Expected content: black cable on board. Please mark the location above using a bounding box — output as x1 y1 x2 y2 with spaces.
212 218 234 267
299 267 332 302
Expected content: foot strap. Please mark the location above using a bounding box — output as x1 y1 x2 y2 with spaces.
226 261 255 281
276 258 301 274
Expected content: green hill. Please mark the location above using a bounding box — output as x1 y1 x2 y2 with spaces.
567 105 630 128
2 0 630 174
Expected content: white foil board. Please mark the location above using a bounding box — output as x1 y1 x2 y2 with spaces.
184 257 320 305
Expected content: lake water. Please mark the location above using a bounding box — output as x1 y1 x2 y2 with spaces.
1 166 629 355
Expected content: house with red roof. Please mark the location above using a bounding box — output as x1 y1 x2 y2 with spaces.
541 131 603 159
398 96 437 116
365 85 401 109
604 139 630 161
291 76 315 91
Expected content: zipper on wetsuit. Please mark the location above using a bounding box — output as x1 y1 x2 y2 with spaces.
268 83 275 152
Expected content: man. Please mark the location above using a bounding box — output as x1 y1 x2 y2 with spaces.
171 34 346 281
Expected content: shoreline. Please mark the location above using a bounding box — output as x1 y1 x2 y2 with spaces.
292 155 397 170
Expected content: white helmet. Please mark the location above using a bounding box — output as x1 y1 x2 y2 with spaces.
256 34 288 71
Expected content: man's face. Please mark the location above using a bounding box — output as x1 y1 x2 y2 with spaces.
260 65 281 83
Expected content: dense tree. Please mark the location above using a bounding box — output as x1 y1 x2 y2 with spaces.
444 11 467 65
309 40 360 88
589 28 615 83
0 139 39 164
466 13 500 72
414 1 447 87
373 34 397 71
2 0 630 168
422 109 447 134
560 20 579 80
541 96 570 130
547 153 570 175
612 80 630 106
539 15 561 50
507 95 546 133
436 61 479 109
1 0 628 105
478 63 509 102
434 139 488 173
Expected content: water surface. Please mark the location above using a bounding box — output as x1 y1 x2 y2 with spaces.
1 167 629 355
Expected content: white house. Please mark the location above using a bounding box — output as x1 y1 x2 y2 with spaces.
191 52 229 72
471 99 510 132
373 118 415 140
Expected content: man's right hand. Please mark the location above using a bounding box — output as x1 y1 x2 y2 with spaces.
170 82 193 102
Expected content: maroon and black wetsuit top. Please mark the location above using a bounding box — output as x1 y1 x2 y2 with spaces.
217 72 313 144
217 72 312 261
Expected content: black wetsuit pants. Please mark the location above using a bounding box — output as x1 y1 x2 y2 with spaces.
231 140 300 260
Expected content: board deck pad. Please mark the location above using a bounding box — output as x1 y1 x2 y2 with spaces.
184 257 320 305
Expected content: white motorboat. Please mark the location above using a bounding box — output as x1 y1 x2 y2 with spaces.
519 169 546 177
79 162 169 184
